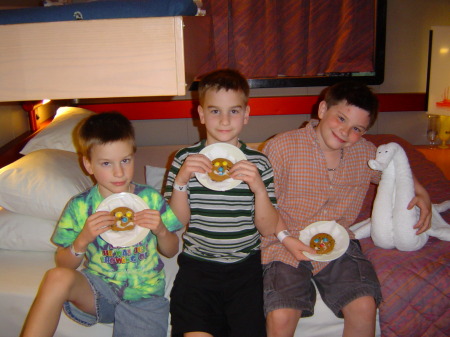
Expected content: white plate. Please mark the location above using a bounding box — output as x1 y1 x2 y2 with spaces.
195 143 247 191
299 220 350 262
97 192 150 247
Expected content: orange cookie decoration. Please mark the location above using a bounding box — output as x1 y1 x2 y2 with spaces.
208 158 233 182
310 233 335 254
111 207 135 231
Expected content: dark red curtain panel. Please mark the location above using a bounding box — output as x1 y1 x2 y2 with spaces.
200 0 375 79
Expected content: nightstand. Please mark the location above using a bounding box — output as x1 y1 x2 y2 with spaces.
415 146 450 180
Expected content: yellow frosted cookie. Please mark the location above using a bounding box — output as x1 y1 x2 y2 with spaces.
208 158 233 182
111 207 135 231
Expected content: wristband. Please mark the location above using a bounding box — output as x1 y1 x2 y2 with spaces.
276 230 291 243
69 243 86 257
173 182 188 192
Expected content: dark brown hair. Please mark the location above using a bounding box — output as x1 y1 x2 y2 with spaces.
324 81 379 129
198 69 250 106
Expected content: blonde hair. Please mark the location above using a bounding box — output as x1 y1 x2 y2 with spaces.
78 112 136 159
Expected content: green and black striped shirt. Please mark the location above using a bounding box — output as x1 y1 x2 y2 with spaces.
165 140 277 264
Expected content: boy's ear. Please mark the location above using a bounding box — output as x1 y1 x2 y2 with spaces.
244 105 250 124
197 105 205 124
82 156 94 175
317 101 327 119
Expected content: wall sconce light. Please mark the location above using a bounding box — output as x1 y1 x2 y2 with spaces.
22 99 51 132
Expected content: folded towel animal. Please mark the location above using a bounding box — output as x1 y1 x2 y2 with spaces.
350 142 450 251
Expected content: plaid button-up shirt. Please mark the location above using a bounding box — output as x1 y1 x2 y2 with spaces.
261 120 381 274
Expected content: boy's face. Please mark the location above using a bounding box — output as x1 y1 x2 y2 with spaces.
316 100 370 152
83 139 135 198
198 88 250 146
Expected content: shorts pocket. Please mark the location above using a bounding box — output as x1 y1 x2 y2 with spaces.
262 262 277 295
345 240 380 284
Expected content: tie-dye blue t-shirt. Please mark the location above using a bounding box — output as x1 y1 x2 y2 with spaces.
52 183 183 301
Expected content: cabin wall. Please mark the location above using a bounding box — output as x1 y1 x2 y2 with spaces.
1 0 449 148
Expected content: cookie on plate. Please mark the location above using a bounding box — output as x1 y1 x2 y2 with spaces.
111 207 135 231
310 233 335 254
208 158 233 182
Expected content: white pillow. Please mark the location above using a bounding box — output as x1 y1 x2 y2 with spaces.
0 149 93 220
0 208 56 251
20 107 94 155
145 165 167 193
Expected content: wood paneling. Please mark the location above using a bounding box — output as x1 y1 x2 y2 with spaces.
0 16 210 101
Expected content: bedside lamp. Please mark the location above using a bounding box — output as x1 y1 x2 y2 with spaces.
22 99 51 132
434 86 450 148
426 26 450 148
428 85 450 149
436 114 450 149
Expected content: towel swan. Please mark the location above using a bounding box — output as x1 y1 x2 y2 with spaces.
350 142 450 251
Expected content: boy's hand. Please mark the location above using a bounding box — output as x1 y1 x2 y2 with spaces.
176 154 212 185
77 211 115 248
134 209 166 236
408 194 432 235
282 236 316 261
229 160 265 194
409 175 432 235
57 212 114 268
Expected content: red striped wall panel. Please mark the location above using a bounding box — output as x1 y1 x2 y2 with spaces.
79 93 426 120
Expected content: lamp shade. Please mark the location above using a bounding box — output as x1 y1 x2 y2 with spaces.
427 26 450 117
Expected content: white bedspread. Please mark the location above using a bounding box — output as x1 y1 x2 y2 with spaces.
0 143 380 337
0 250 112 337
0 247 379 337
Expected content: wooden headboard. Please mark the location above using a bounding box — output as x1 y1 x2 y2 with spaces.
0 119 52 168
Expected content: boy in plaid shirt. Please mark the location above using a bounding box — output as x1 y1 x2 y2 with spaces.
262 81 431 337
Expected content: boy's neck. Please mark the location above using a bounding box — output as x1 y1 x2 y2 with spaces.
97 182 134 199
205 138 240 147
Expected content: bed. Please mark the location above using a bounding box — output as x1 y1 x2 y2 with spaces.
0 0 210 101
355 135 450 337
0 107 448 337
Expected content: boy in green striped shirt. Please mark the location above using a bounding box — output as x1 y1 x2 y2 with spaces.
165 69 278 337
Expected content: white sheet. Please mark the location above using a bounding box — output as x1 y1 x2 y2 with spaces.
0 250 112 337
0 142 362 336
0 248 380 337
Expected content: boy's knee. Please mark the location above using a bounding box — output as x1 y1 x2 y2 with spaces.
356 296 376 311
343 296 376 319
267 308 300 331
43 267 79 288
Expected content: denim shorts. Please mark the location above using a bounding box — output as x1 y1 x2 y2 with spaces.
263 240 382 318
63 269 169 337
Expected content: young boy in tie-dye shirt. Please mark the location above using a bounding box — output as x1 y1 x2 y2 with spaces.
21 112 182 337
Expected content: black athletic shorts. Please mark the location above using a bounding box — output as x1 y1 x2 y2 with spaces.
170 252 266 337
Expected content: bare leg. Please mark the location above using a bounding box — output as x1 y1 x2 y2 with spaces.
184 332 213 337
266 308 301 337
20 267 96 337
341 296 377 337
